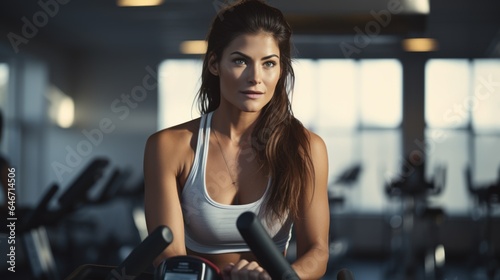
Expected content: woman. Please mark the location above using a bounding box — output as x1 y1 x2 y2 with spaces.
144 0 330 279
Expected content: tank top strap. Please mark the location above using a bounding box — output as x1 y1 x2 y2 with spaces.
184 112 212 194
199 111 213 175
195 112 213 171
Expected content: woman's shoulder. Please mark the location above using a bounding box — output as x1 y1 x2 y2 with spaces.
146 117 202 152
301 126 327 154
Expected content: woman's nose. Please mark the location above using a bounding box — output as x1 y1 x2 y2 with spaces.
247 65 262 85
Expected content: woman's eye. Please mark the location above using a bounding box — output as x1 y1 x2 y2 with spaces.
234 59 246 65
264 61 277 68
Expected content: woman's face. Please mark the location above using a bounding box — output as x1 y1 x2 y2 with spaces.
210 32 281 113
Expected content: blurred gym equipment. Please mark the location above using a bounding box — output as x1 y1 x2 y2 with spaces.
328 163 363 271
384 157 447 280
465 164 500 279
10 158 110 280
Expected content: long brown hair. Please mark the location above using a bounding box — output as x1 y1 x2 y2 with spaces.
197 0 314 222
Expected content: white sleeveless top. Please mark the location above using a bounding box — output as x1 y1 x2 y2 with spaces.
181 112 293 254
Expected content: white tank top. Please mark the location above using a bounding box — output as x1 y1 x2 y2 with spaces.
181 112 293 254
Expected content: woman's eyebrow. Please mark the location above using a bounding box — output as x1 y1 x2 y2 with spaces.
230 51 280 60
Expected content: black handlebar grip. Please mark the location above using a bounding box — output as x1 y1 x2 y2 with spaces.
105 225 173 280
337 268 355 280
237 212 299 280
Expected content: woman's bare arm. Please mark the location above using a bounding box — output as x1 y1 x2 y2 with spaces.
144 129 188 266
291 132 330 280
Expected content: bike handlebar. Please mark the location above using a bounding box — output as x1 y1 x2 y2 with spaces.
105 225 173 280
236 212 299 280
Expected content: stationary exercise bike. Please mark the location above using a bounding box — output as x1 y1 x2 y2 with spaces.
65 212 355 280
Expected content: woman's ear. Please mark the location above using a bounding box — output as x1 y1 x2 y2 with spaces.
208 53 219 76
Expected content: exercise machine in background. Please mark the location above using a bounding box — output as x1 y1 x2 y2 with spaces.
465 164 500 280
384 157 447 280
0 158 110 280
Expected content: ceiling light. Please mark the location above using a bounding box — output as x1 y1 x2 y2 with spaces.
117 0 164 7
402 38 439 52
180 40 207 55
403 0 430 14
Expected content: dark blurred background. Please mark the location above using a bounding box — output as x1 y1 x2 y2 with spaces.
0 0 499 279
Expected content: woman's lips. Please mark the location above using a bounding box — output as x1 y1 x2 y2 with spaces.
241 90 264 99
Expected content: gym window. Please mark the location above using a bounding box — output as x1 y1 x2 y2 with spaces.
424 58 500 214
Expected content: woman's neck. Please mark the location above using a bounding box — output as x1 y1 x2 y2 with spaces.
211 109 259 145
